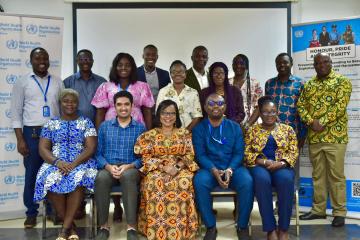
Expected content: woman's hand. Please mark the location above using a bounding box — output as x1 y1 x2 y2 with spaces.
266 161 284 171
163 165 178 177
56 160 73 175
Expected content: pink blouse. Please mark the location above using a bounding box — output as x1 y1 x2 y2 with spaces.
91 81 155 124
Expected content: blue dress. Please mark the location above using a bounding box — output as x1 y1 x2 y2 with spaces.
33 116 98 202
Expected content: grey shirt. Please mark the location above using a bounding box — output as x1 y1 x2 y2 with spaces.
63 71 106 123
144 67 160 102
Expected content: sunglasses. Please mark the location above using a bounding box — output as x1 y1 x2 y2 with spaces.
207 100 225 107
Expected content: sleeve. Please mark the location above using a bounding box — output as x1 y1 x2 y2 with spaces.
95 123 108 169
131 126 146 169
40 120 52 139
134 131 161 174
319 78 352 126
180 131 199 172
155 88 165 112
244 125 263 167
264 80 270 95
232 87 245 124
192 124 216 171
139 82 155 108
199 89 207 118
10 76 25 128
280 126 299 167
84 118 97 137
91 82 110 109
190 91 203 118
297 83 314 125
228 124 245 170
297 82 308 139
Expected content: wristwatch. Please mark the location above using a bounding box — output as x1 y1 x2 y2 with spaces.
174 164 181 171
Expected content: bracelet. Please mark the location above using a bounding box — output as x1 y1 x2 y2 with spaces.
226 168 233 176
52 158 59 166
174 164 181 171
263 159 266 166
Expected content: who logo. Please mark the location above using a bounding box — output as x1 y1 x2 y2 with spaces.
26 24 38 34
5 109 11 119
294 30 304 38
6 40 18 49
4 175 16 185
5 142 16 152
6 74 18 84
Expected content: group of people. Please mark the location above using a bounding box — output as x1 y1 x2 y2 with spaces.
10 44 352 240
309 24 355 47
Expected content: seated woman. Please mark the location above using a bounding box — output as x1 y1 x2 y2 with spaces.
200 62 245 124
33 89 98 240
156 60 202 131
134 100 199 240
245 96 298 240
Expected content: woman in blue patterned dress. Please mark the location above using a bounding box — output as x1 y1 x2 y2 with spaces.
34 89 98 240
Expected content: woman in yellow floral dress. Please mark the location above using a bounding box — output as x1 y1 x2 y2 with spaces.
134 99 199 240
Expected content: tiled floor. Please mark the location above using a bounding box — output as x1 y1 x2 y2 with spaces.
1 202 360 240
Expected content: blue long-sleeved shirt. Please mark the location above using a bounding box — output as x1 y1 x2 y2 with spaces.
192 118 244 171
95 118 145 169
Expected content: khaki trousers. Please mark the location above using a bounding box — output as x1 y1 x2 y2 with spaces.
308 143 347 217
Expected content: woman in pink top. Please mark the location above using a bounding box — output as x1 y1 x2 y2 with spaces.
91 52 154 129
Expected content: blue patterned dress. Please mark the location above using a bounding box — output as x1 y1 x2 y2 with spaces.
33 116 98 202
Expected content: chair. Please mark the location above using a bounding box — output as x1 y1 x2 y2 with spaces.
42 191 96 239
93 185 123 236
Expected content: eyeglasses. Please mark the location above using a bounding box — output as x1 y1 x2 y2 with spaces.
207 100 225 107
160 111 176 117
261 111 277 116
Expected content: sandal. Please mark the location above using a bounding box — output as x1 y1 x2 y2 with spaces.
68 223 80 240
56 228 69 240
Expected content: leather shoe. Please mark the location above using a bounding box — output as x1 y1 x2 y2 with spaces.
237 228 250 240
204 227 217 240
299 212 326 220
331 216 345 227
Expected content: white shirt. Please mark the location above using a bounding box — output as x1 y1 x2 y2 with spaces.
11 72 64 128
192 67 209 89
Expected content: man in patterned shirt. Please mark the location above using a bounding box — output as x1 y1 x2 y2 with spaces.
265 53 307 188
298 53 352 227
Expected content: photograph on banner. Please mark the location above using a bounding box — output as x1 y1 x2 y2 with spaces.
292 17 360 215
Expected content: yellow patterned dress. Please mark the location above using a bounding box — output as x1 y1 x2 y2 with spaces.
134 128 199 240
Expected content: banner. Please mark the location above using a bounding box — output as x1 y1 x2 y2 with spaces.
292 17 360 217
0 13 63 220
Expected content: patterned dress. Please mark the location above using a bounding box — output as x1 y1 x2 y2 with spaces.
134 128 199 240
33 116 98 202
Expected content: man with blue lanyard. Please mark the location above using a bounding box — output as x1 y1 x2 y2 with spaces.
11 47 64 228
192 93 253 240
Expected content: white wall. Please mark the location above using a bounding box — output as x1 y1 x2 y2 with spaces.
1 0 360 79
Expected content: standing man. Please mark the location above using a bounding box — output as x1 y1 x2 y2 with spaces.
319 26 330 47
298 53 352 227
10 47 64 228
329 24 341 46
184 45 209 93
265 53 307 188
64 49 106 123
137 44 171 103
94 91 145 240
193 94 253 240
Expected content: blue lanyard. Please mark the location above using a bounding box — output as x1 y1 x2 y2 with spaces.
208 119 225 145
32 75 51 103
118 84 129 92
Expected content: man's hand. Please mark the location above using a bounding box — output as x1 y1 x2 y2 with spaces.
311 119 325 132
211 168 228 189
17 138 29 157
105 164 121 179
117 164 135 178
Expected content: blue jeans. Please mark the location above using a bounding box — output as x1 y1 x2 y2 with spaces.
249 166 294 232
194 168 254 229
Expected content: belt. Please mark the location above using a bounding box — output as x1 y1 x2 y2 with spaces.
24 125 42 129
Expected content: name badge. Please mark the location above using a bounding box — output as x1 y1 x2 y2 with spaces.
43 105 50 117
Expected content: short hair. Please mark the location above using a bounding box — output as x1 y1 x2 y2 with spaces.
143 44 158 52
192 45 207 55
30 47 48 60
109 53 138 84
76 49 93 58
258 95 276 112
59 88 79 102
113 91 134 105
154 100 182 128
275 52 293 65
169 60 187 72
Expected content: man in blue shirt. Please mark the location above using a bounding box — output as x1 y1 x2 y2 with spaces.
329 24 341 46
94 91 145 240
193 94 253 240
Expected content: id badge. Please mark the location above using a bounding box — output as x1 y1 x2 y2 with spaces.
43 105 50 117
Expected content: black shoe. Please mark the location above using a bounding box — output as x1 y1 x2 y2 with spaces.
46 214 63 225
237 228 250 240
24 216 37 228
299 212 326 220
127 229 139 240
95 228 110 240
332 216 345 227
204 227 217 240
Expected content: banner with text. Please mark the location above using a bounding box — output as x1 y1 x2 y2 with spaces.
292 17 360 216
0 13 63 220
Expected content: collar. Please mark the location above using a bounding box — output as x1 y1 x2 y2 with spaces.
31 71 50 79
111 117 136 128
192 67 207 77
314 69 336 82
75 71 94 80
275 74 297 83
143 65 157 74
